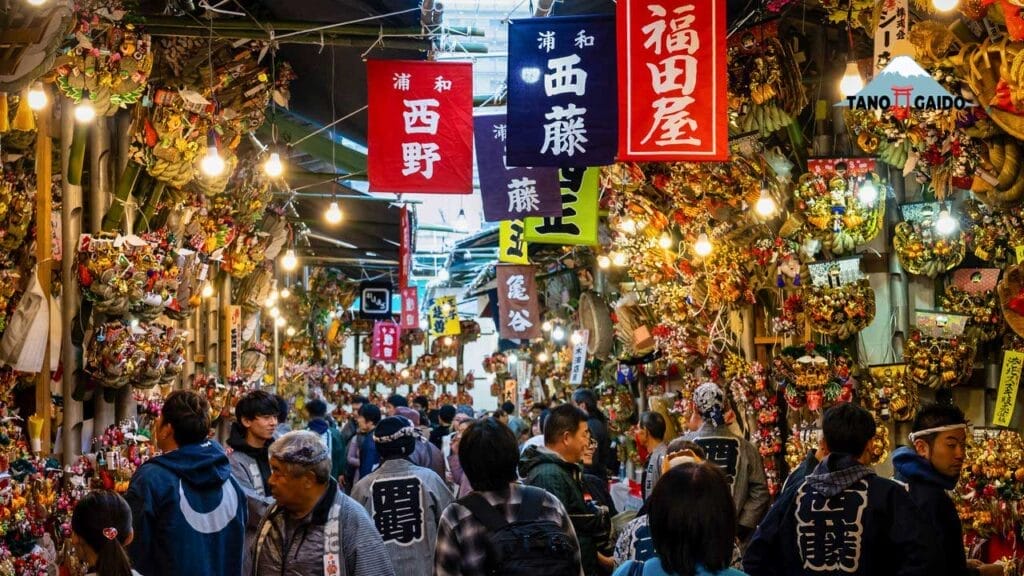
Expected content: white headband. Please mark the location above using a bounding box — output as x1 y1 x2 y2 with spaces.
908 423 968 443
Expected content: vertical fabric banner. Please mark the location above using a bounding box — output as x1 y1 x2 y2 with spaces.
874 0 911 72
474 113 562 222
524 167 599 245
507 15 618 167
618 0 728 161
496 265 541 340
428 296 461 336
359 281 393 320
569 329 589 385
399 206 411 289
400 287 419 330
995 350 1024 426
367 60 474 193
371 321 401 362
499 220 530 264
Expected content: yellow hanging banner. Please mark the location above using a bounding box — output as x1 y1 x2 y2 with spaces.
994 350 1024 426
499 220 529 264
428 295 461 336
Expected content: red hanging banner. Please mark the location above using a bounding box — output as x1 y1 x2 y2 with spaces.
399 205 411 289
400 287 419 330
496 265 541 340
617 0 728 161
371 321 402 363
367 60 474 194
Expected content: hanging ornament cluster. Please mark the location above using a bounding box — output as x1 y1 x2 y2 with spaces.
789 159 885 256
728 20 808 137
85 322 186 389
54 0 154 115
903 328 976 389
893 203 966 278
77 231 203 319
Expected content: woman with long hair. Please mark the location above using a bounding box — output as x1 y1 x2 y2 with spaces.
614 462 747 576
71 490 140 576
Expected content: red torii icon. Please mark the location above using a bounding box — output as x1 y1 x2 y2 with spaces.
890 86 912 120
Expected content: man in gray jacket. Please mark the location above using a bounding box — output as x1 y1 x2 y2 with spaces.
351 416 453 576
684 382 769 542
253 431 395 576
227 390 278 576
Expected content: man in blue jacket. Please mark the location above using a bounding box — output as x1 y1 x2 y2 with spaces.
126 390 246 576
743 403 930 576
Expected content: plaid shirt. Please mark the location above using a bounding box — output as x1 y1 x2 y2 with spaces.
434 483 584 576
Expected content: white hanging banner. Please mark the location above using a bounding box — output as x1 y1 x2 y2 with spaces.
874 0 911 73
569 330 589 385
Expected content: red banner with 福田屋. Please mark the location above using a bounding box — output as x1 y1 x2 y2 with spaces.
617 0 729 161
367 60 474 194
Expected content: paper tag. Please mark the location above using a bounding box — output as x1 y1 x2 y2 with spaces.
1015 245 1024 263
915 310 969 338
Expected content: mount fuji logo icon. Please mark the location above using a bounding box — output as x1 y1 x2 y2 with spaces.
836 56 969 110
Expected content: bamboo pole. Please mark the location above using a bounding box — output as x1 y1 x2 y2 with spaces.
61 97 84 462
34 89 53 456
219 275 232 374
90 108 116 437
141 27 449 50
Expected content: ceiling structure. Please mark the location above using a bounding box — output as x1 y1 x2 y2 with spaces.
138 0 775 287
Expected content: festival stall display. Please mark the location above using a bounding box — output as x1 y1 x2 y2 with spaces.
13 0 1024 571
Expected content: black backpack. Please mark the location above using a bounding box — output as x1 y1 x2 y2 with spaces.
458 486 581 576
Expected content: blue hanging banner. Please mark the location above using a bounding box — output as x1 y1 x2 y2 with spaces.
507 14 618 167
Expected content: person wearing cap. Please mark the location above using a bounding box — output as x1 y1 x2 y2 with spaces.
683 382 769 542
395 406 447 480
305 398 345 482
351 416 453 576
892 404 1003 576
253 431 395 576
430 405 457 450
743 403 931 576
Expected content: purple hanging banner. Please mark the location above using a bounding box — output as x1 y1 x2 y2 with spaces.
474 113 562 223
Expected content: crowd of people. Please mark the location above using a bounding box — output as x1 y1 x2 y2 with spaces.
65 382 1004 576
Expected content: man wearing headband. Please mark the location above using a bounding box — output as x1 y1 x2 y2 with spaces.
683 382 769 543
744 403 930 576
893 404 1003 576
253 431 394 576
351 417 453 576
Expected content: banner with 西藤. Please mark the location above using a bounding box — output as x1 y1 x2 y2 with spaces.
474 113 562 222
367 60 474 193
400 287 418 330
496 265 542 340
617 0 728 161
523 167 599 245
499 219 530 264
428 295 461 336
507 15 618 167
371 321 401 363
